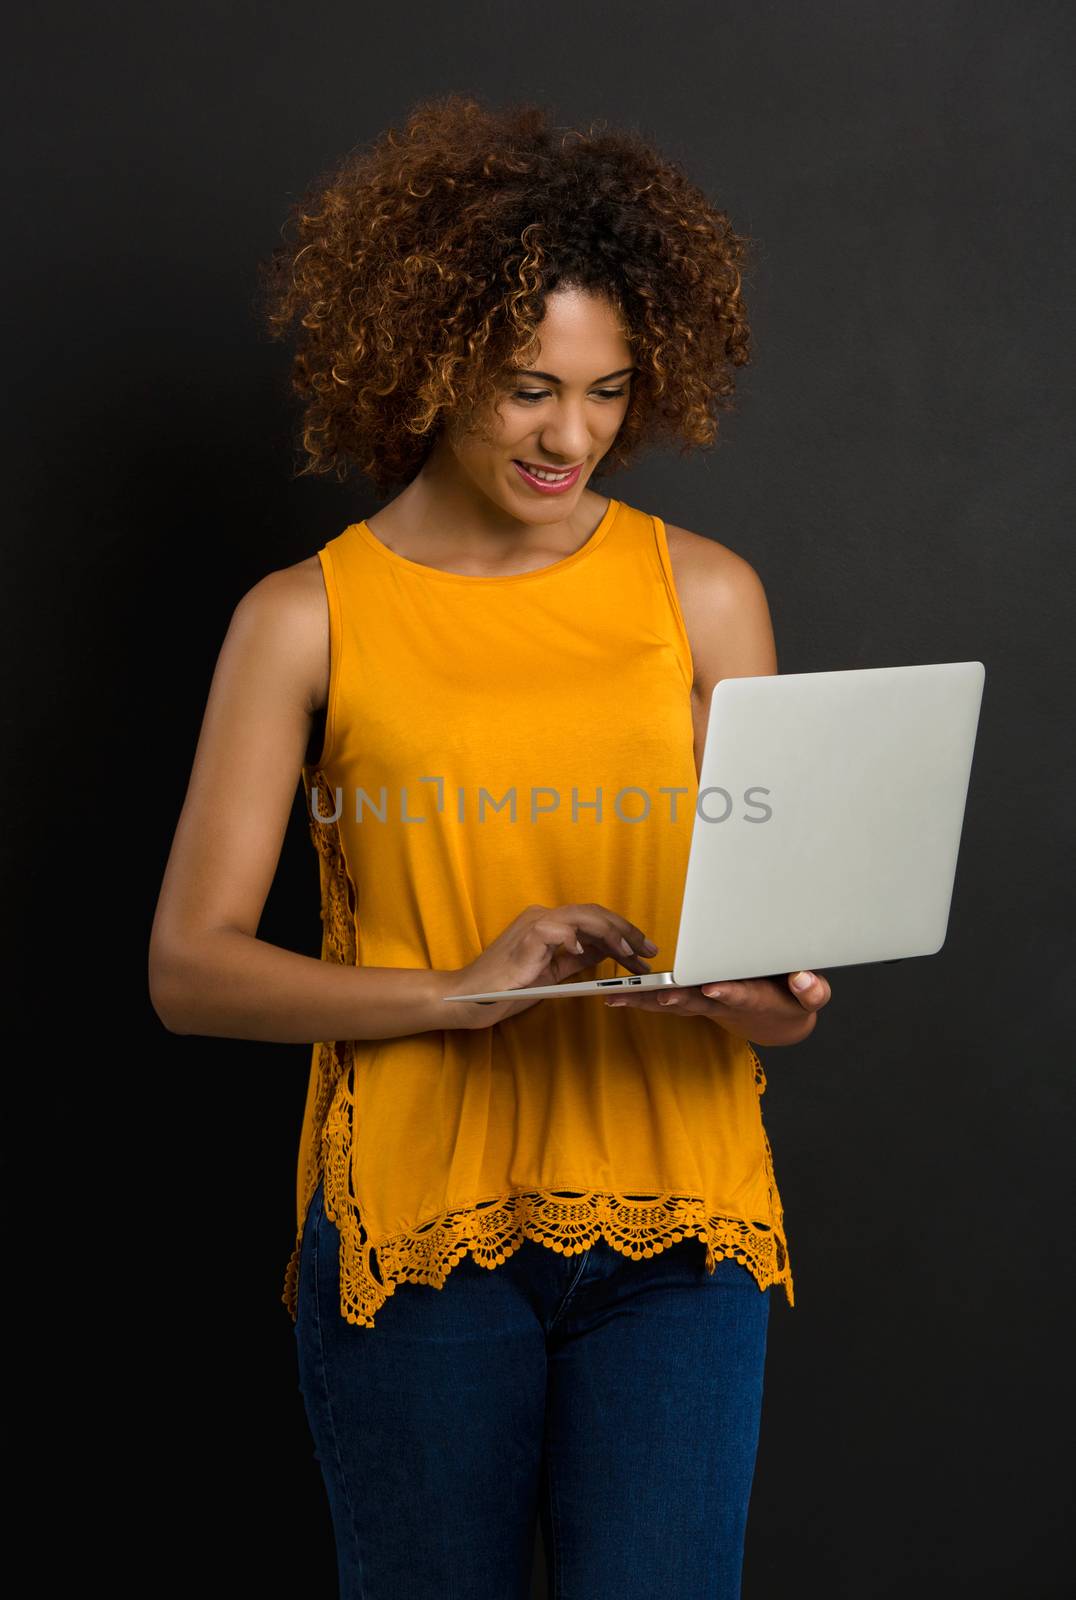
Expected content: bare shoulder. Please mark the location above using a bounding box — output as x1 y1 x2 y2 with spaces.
234 552 325 610
662 522 777 690
225 554 330 714
664 521 762 595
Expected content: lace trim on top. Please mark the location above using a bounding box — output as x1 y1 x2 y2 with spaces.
281 769 796 1327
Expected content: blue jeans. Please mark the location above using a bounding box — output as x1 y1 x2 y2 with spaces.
295 1175 771 1600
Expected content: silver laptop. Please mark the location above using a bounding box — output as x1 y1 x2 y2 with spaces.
444 661 986 1003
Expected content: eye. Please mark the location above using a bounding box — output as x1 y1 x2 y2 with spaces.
512 387 628 404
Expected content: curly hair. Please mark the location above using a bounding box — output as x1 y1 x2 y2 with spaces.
255 93 755 496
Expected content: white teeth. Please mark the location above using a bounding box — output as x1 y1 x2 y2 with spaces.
519 462 574 482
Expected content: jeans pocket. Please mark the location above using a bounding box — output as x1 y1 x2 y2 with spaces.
296 1176 325 1324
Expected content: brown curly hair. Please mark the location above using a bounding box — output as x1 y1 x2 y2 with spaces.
255 93 755 497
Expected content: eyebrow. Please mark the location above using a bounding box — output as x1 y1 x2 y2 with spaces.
510 366 636 384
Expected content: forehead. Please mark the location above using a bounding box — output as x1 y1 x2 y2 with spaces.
533 286 627 342
509 292 633 378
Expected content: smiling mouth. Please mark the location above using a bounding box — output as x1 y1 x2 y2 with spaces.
513 460 584 479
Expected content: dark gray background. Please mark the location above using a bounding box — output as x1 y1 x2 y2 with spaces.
5 2 1073 1594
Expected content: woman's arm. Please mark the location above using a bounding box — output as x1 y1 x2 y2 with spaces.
147 561 464 1042
608 526 831 1042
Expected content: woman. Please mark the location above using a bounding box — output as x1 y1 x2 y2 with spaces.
149 94 831 1600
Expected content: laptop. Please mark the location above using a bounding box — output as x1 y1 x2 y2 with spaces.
443 660 986 1003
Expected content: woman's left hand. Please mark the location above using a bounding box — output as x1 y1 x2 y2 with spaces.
603 969 832 1046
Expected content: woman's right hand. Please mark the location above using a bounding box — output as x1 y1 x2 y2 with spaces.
444 902 659 1029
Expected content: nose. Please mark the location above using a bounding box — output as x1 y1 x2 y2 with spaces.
536 402 598 464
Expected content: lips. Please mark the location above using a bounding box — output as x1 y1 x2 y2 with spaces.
512 459 584 494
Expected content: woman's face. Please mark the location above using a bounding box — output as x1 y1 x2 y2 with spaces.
441 285 635 520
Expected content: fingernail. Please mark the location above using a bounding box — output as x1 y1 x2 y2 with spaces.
791 971 814 992
641 938 659 954
619 937 634 956
702 985 724 999
658 995 679 1005
573 939 585 954
604 998 626 1007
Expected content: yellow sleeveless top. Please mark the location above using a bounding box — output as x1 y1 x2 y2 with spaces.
281 496 795 1328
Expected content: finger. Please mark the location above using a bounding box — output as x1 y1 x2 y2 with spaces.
604 987 708 1013
787 971 830 1009
577 939 652 975
700 976 811 1014
574 926 650 968
560 903 660 961
535 908 655 971
698 981 752 1006
529 918 588 958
